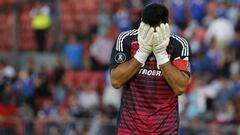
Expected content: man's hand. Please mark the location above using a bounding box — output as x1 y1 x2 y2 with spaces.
134 22 154 64
153 23 170 67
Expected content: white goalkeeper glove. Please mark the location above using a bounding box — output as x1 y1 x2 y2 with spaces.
153 23 170 67
134 22 154 65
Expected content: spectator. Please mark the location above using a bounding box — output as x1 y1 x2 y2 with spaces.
230 19 240 61
2 64 15 80
90 30 114 70
206 38 224 71
77 83 99 116
62 93 81 118
34 98 58 135
202 1 218 27
102 69 121 109
33 65 52 113
30 1 51 52
18 101 34 134
216 101 235 123
57 105 76 135
53 58 65 84
225 2 239 26
18 101 34 122
113 6 131 32
15 71 35 101
64 35 84 70
0 60 16 92
190 0 206 24
205 17 235 47
171 0 188 29
0 83 23 135
52 80 66 106
97 9 111 35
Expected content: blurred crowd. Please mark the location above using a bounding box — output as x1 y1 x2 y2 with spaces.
0 0 240 134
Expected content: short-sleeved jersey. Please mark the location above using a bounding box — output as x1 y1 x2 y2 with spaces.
110 29 191 135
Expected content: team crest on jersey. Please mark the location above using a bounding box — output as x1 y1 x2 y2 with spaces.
149 56 155 61
115 53 126 63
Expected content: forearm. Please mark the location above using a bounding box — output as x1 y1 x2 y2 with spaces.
160 62 190 95
111 58 142 89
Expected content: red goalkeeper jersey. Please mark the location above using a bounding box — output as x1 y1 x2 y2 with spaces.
110 29 191 135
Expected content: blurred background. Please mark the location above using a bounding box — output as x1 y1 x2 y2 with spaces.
0 0 239 134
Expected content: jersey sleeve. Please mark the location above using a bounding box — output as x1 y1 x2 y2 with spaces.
170 34 192 74
109 32 131 70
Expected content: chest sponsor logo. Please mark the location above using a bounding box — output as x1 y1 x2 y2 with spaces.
138 69 162 76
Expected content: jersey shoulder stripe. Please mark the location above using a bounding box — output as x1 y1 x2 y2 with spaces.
116 29 138 52
170 33 189 57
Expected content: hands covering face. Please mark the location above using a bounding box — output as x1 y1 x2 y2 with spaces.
135 22 170 66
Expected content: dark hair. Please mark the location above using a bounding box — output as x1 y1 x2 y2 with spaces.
142 3 169 26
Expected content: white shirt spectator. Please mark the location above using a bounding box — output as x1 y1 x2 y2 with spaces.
205 18 234 47
3 65 16 78
78 88 99 110
102 70 121 109
90 35 114 65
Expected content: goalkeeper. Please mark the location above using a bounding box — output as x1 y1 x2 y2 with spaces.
110 3 191 135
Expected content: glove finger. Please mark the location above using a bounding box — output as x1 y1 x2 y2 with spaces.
160 23 166 40
165 23 170 38
155 26 162 42
146 30 154 46
145 27 154 43
138 22 144 36
142 23 150 39
156 26 161 35
152 33 159 46
144 42 153 52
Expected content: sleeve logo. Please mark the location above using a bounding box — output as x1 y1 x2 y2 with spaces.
115 53 126 63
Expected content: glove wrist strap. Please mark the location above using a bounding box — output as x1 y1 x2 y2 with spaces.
134 49 149 65
154 51 169 67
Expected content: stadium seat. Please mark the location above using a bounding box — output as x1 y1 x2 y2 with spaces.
7 0 17 5
0 0 6 7
64 70 105 91
19 5 37 51
0 12 13 51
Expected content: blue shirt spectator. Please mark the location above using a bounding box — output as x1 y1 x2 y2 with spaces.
64 35 84 70
191 0 206 23
113 7 130 32
171 0 186 28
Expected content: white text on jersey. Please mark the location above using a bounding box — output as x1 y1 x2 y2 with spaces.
138 69 162 76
